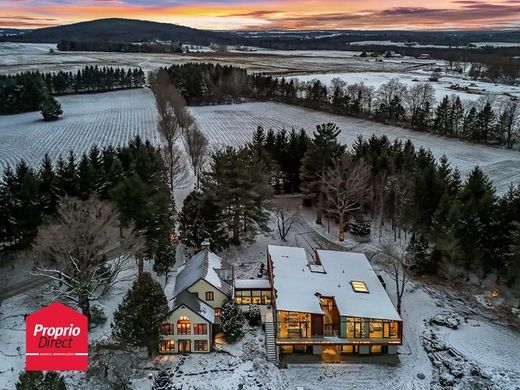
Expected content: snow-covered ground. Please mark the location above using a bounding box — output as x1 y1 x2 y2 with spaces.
289 71 520 102
0 89 160 170
190 101 520 194
0 42 436 76
2 210 520 389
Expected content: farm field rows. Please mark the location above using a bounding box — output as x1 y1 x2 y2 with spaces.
1 88 519 194
0 89 160 169
190 101 520 194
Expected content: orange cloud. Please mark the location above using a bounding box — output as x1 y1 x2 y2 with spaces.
1 0 519 30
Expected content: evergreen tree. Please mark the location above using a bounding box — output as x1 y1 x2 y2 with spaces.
40 96 63 121
38 154 58 217
434 96 451 135
476 102 496 144
201 147 272 245
456 167 497 272
220 299 245 342
16 371 66 390
300 123 345 224
152 370 172 390
178 190 229 251
153 238 176 284
112 272 170 356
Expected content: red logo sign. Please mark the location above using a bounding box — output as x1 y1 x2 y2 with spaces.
26 302 88 371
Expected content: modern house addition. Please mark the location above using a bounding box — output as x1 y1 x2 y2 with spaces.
266 245 402 360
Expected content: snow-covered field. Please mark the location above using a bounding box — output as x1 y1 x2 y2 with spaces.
1 89 519 194
0 89 160 169
190 101 520 194
0 42 435 76
289 71 520 102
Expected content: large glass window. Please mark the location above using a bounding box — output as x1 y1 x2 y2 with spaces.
235 290 272 305
370 321 383 338
277 311 311 338
177 316 191 335
178 340 191 352
160 340 175 352
194 323 207 335
194 340 208 351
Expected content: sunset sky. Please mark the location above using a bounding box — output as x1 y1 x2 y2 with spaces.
1 0 520 31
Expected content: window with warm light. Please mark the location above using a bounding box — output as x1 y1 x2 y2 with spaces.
205 291 214 301
350 280 369 293
177 316 191 335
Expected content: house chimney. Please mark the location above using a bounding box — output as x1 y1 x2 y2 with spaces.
201 239 210 251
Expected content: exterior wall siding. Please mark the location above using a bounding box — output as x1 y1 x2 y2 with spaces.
188 279 228 309
159 306 212 354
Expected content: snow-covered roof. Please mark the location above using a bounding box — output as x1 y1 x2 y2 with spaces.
172 290 215 323
268 245 401 321
174 249 232 297
234 279 271 290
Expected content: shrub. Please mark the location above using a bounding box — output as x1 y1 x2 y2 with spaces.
90 305 107 328
350 221 370 236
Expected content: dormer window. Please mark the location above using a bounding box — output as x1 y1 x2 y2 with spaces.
350 281 369 293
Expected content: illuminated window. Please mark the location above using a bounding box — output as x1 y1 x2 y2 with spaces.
371 345 382 353
350 281 369 293
214 308 221 317
205 291 214 301
177 316 191 335
194 323 207 335
160 340 175 352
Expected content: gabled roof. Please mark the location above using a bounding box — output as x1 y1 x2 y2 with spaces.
174 249 232 297
268 245 402 321
171 290 215 323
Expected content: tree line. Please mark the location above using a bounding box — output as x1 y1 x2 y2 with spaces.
162 63 519 149
0 137 171 258
298 124 520 284
0 66 145 115
177 120 519 285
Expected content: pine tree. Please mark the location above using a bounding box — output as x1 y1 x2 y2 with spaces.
153 238 176 284
201 147 272 245
16 371 66 390
300 123 345 224
38 154 58 217
476 102 496 144
178 190 229 251
40 96 63 121
220 299 245 342
152 370 172 390
112 272 170 356
434 96 450 135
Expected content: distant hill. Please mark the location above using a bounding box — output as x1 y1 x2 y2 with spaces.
0 28 31 37
9 18 237 45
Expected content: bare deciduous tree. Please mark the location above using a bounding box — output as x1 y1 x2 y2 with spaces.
30 196 143 321
322 156 370 241
149 69 190 192
274 207 298 241
183 124 209 188
374 239 411 315
406 83 435 128
90 342 143 390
